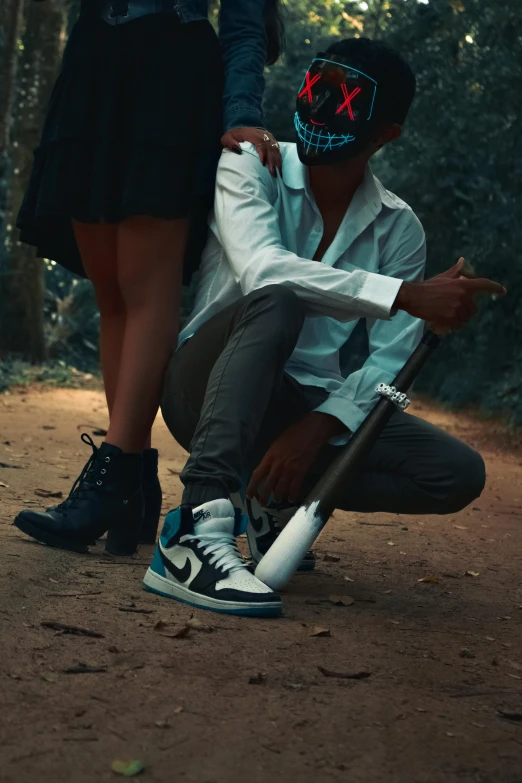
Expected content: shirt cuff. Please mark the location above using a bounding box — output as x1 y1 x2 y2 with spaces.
224 102 265 132
314 395 368 445
357 273 403 320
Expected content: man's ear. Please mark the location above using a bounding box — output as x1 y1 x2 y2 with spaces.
374 123 402 150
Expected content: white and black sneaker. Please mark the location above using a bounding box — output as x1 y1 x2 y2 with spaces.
142 499 282 617
244 497 316 572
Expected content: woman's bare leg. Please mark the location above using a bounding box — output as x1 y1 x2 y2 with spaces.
73 221 158 451
73 222 123 413
105 215 187 453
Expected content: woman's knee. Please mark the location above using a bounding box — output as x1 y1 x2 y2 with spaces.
91 276 125 318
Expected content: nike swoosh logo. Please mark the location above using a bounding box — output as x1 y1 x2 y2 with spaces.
246 499 267 533
159 544 192 583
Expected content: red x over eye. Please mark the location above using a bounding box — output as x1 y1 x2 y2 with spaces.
298 71 322 102
336 84 362 120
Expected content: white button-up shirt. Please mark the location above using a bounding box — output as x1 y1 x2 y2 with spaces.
180 142 426 437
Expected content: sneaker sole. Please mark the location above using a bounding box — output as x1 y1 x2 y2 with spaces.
13 516 93 554
143 567 282 618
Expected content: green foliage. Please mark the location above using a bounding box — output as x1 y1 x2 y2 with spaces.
266 0 522 425
0 357 98 393
372 0 522 424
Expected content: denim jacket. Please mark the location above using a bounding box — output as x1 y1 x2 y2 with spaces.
73 0 268 131
176 1 267 132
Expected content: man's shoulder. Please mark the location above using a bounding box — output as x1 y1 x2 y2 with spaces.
375 177 414 213
375 178 424 236
218 141 298 175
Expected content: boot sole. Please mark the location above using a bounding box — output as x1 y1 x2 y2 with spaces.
143 567 282 618
13 516 94 554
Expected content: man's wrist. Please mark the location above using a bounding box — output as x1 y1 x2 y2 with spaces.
394 280 415 313
307 411 348 441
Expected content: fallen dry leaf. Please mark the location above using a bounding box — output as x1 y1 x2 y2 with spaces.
309 626 331 637
111 760 145 776
418 574 440 584
186 617 214 632
154 620 191 639
323 554 340 563
485 636 496 642
0 481 8 488
343 576 354 582
387 541 396 546
328 595 355 606
465 571 480 577
453 525 468 530
40 673 58 683
34 488 63 499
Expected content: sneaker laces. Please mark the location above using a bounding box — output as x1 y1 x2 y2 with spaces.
180 530 247 574
55 434 102 513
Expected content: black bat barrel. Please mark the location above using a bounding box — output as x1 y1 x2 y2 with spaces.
308 329 442 526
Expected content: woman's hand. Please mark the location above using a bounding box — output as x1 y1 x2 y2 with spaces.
221 127 282 177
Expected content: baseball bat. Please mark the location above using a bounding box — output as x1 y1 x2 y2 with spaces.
254 328 443 590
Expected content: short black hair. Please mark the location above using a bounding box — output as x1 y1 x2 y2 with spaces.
326 38 416 125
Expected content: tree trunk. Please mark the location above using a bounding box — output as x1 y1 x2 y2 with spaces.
0 0 67 362
0 0 25 152
0 0 25 260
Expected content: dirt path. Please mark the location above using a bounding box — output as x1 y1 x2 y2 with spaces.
1 387 521 783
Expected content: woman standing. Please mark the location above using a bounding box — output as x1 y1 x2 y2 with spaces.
14 0 284 556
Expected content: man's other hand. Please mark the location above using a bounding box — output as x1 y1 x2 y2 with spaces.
395 257 506 330
247 413 346 506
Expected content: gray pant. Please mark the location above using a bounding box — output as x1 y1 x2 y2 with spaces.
161 286 486 513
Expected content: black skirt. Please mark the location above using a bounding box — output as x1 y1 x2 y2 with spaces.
17 12 224 284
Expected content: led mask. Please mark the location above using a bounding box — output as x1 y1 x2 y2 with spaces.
295 53 379 166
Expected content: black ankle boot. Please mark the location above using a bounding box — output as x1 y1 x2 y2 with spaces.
13 434 143 555
140 448 162 544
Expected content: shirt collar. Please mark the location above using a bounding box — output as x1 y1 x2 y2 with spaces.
281 144 404 212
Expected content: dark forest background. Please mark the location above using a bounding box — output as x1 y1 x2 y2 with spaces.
0 0 520 423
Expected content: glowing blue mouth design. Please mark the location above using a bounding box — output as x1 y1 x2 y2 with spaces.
294 112 356 154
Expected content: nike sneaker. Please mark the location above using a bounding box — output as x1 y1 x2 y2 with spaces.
142 498 282 617
244 497 316 572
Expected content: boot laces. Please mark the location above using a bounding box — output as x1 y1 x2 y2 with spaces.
180 531 247 574
55 434 105 513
